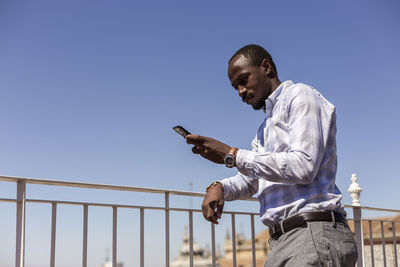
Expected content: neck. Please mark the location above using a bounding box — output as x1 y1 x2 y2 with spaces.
270 78 282 94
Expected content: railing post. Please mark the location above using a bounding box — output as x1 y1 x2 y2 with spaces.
16 180 26 267
348 173 364 267
165 192 170 267
112 206 117 267
82 204 88 267
368 220 375 267
392 222 398 267
189 211 194 267
231 214 237 267
380 221 387 266
211 222 216 267
140 208 144 267
250 214 256 267
50 202 57 267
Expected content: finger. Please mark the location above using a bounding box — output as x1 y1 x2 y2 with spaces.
186 139 204 146
186 135 206 146
192 146 201 154
208 201 220 224
198 147 210 156
207 213 218 224
206 204 219 224
206 205 215 221
204 213 217 223
216 203 224 219
210 217 218 224
185 134 204 142
216 200 224 219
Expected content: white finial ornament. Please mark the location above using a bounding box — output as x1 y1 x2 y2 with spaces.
348 173 362 206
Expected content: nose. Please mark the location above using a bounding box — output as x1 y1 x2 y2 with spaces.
238 86 247 98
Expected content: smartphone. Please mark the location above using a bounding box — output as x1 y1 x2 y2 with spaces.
173 125 191 138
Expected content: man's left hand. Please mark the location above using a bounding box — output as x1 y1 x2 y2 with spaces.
186 135 231 164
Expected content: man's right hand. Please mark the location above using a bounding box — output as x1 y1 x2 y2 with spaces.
202 183 224 224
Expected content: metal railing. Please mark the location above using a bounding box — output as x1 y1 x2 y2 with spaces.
0 174 399 267
345 174 400 267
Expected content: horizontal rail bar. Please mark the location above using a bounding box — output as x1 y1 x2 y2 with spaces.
16 199 260 215
0 175 258 201
344 204 400 213
347 218 400 224
4 197 397 216
20 198 400 220
0 198 17 203
362 219 400 223
26 199 167 210
3 176 400 210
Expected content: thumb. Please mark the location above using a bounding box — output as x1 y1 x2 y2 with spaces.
192 146 201 154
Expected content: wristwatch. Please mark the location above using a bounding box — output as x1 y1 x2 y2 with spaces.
224 147 238 168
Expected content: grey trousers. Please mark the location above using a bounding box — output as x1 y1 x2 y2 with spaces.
265 221 358 267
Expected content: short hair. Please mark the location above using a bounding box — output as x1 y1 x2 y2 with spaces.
229 44 277 75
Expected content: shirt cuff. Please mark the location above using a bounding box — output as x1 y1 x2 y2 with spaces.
218 179 233 201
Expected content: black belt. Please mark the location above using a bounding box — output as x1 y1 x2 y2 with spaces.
269 211 346 240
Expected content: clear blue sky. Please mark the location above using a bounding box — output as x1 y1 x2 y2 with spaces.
0 0 399 266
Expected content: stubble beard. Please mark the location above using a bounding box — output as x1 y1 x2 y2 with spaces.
252 97 267 110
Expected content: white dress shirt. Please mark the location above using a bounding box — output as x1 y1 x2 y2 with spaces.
219 80 345 227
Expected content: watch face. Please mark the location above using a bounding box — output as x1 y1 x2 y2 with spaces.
224 155 235 167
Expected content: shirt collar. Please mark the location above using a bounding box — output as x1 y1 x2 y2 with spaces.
263 80 293 114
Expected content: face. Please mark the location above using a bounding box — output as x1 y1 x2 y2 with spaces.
228 55 273 110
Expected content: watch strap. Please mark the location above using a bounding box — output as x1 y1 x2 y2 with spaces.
228 147 238 158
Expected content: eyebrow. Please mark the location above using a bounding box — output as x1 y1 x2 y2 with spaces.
231 72 248 88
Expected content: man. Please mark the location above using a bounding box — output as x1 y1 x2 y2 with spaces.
185 44 358 266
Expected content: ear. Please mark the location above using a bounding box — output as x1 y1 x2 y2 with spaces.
261 59 272 75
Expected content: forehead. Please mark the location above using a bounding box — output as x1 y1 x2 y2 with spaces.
228 55 254 80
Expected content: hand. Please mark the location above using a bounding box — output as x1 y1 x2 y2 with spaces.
186 134 231 164
202 183 224 224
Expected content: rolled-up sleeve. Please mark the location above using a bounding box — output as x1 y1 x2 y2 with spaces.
219 172 259 201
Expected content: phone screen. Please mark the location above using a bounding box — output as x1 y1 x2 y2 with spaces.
173 125 191 138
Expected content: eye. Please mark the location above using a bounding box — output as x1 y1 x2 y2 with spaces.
238 75 248 86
